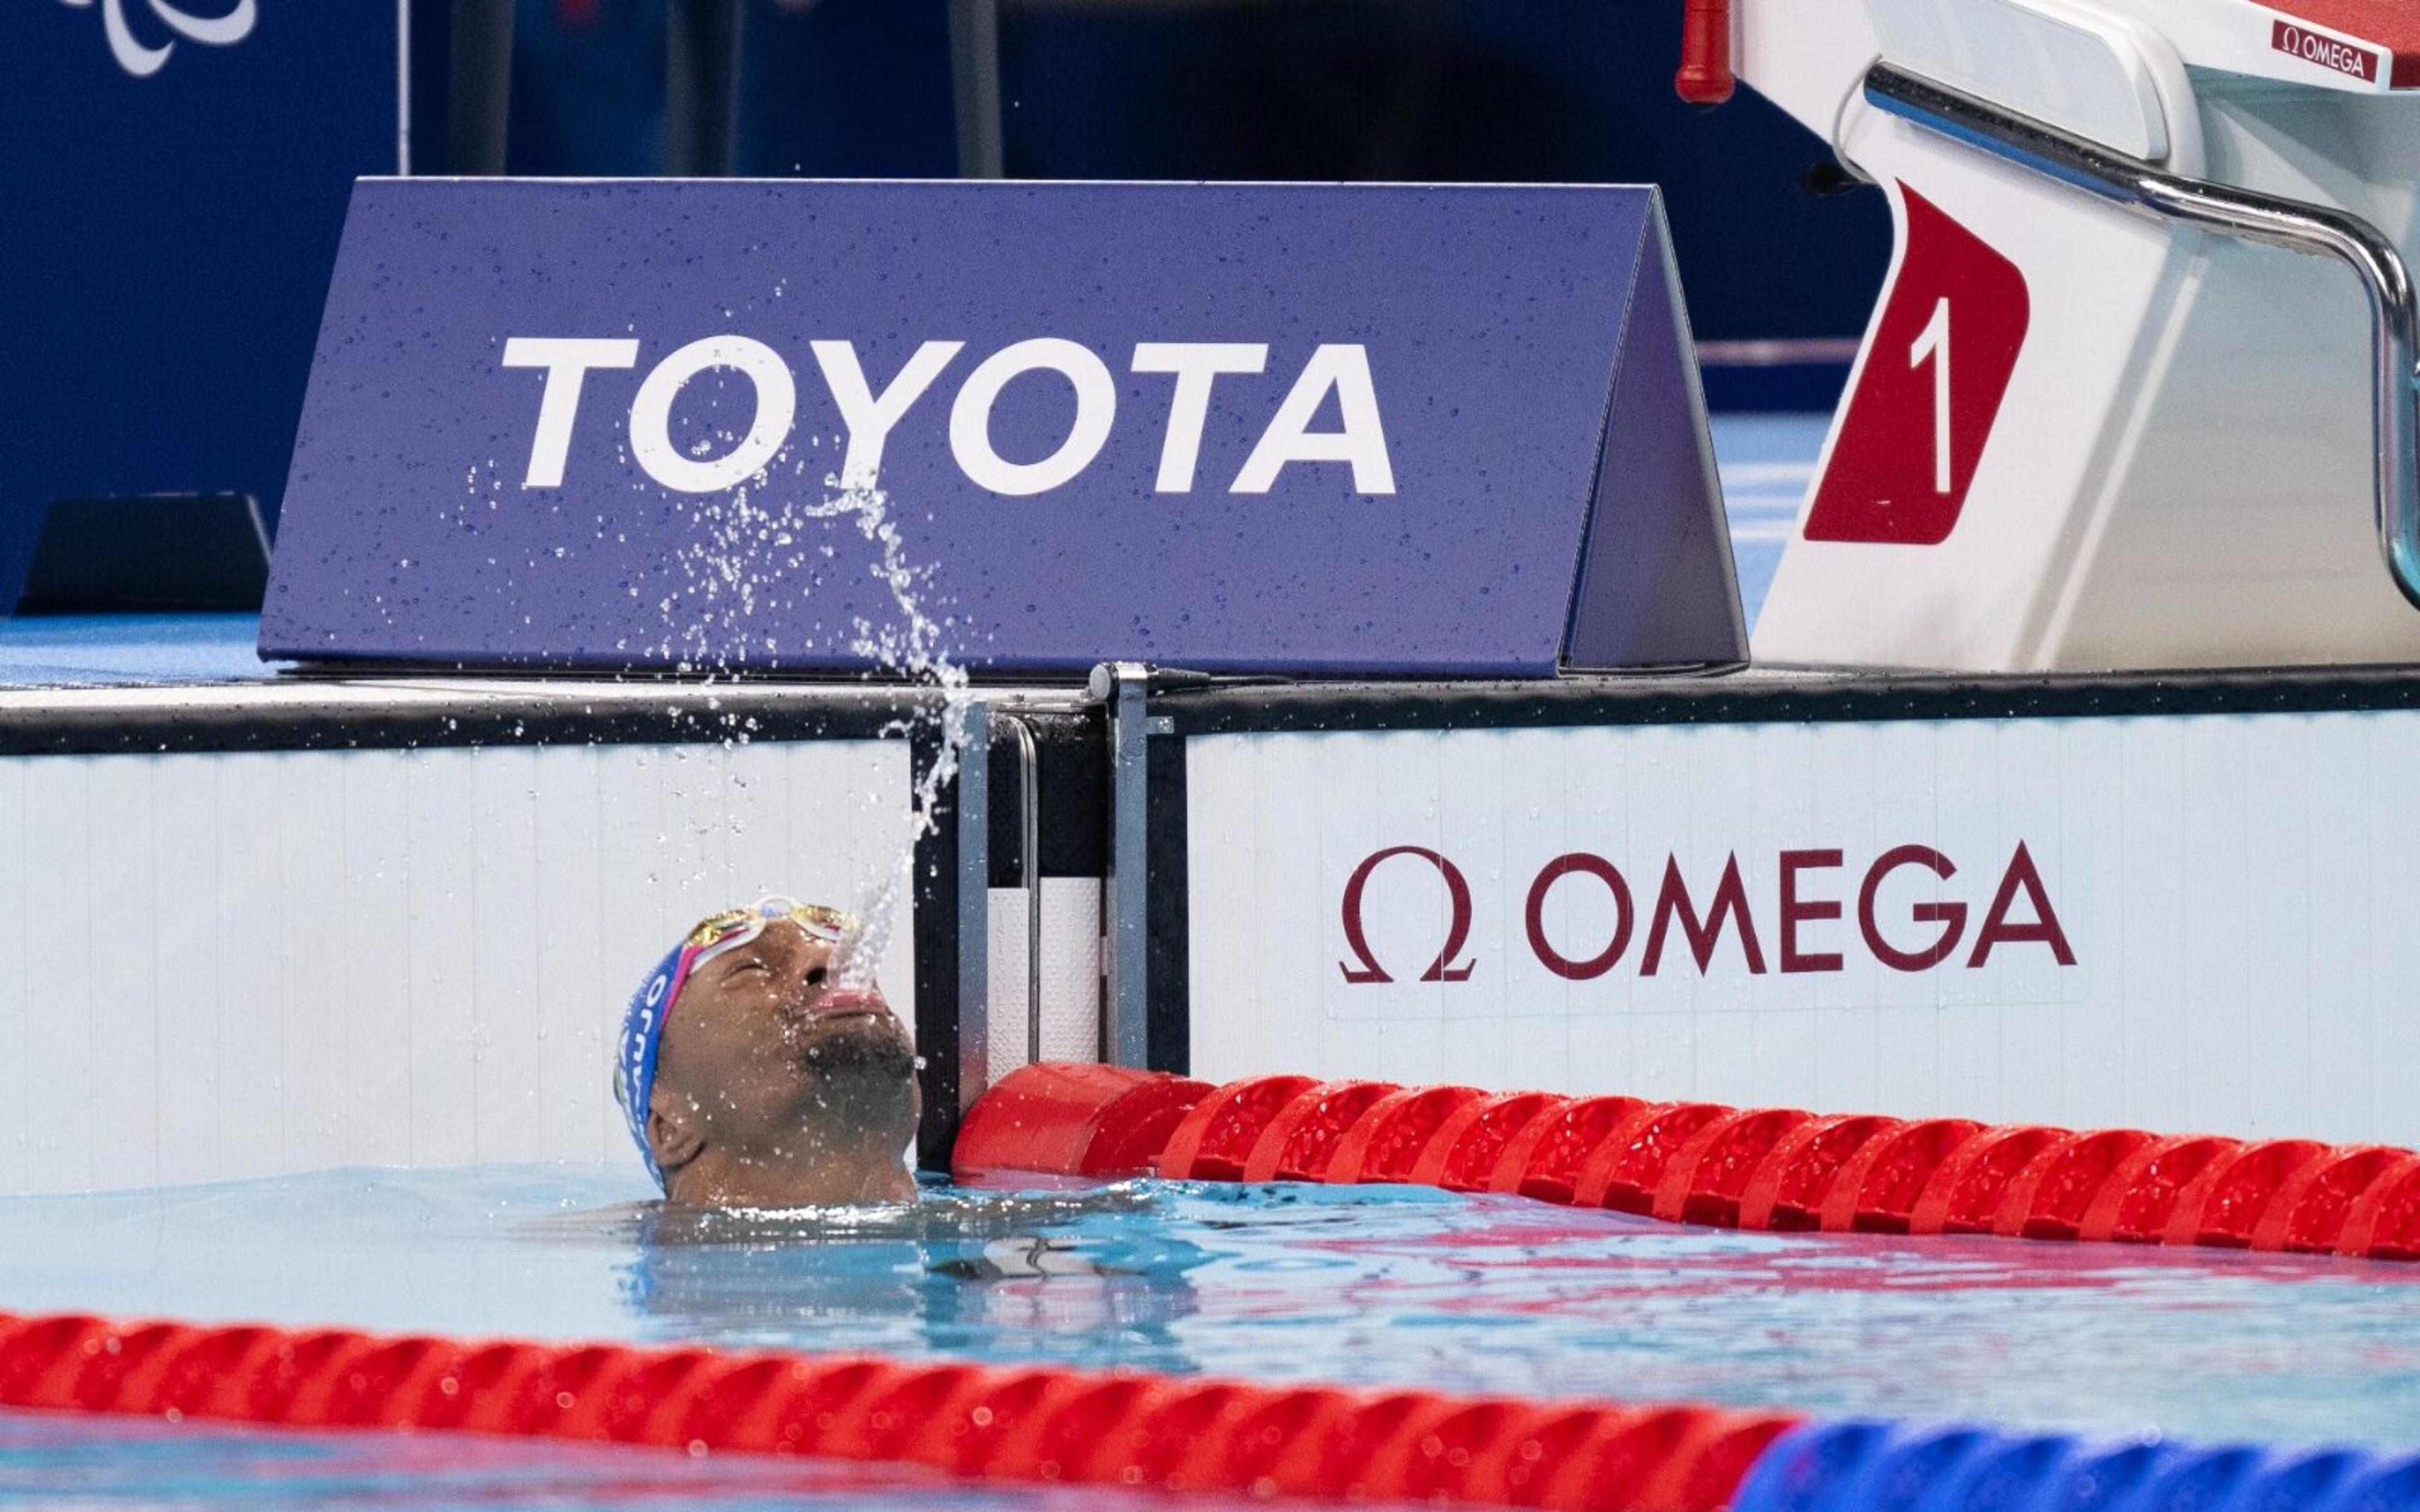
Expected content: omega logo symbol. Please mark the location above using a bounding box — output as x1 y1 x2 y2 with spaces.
1337 845 1478 985
60 0 258 80
1338 840 2076 985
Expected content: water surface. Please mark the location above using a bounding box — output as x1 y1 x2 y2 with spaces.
1 1166 2416 1448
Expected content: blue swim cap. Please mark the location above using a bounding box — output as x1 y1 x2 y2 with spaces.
616 938 689 1191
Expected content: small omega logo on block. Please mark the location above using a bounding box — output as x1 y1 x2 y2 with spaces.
2271 20 2382 84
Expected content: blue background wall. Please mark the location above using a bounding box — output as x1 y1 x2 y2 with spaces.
1 3 403 607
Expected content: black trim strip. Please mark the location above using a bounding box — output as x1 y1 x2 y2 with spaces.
0 687 942 757
909 720 965 1173
1154 665 2420 736
984 707 1106 886
1144 730 1189 1077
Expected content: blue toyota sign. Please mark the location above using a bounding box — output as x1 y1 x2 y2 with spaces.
0 2 406 610
265 178 1744 677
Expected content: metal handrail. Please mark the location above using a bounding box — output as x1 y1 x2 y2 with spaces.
1093 662 1152 1070
996 711 1045 1066
1860 60 2420 611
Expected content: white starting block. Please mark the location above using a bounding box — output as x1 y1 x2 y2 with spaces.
1729 0 2420 672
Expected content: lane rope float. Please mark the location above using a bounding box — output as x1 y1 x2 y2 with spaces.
0 1307 1792 1511
954 1062 2420 1261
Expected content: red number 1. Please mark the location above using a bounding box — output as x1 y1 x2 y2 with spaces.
1803 188 2029 546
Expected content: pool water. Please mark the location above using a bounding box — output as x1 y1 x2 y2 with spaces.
1 1167 2417 1452
0 1409 1309 1509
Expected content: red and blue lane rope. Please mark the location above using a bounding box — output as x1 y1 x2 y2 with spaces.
3 1303 2416 1511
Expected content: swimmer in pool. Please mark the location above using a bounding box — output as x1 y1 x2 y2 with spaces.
614 897 921 1208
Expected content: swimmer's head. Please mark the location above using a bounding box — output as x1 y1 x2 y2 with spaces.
616 896 919 1207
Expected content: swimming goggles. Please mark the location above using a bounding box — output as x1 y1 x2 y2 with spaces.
615 895 861 1189
683 896 857 970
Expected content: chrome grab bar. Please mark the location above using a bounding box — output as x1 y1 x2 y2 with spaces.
996 711 1044 1066
1860 61 2420 611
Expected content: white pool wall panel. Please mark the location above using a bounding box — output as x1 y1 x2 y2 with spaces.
1184 709 2420 1148
0 738 913 1195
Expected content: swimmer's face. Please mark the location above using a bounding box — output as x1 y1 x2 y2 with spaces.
645 917 919 1203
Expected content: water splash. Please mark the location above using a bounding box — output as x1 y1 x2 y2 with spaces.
801 478 970 989
654 429 970 993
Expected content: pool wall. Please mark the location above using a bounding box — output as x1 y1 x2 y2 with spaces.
17 663 2420 1195
0 680 980 1194
1149 672 2420 1148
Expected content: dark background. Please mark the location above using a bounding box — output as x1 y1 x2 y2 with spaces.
471 0 1889 378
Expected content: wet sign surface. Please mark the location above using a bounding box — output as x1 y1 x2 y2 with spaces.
264 179 1739 676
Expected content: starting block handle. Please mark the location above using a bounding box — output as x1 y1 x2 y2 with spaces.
948 0 1005 178
1676 0 1736 106
1862 61 2420 615
448 0 514 175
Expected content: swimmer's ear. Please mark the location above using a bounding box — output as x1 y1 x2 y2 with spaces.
645 1097 706 1176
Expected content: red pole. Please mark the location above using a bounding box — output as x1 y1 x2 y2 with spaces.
1675 0 1737 106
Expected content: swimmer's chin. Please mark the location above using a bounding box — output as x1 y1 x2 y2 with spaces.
787 1009 916 1077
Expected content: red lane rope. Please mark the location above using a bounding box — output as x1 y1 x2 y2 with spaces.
0 1307 1795 1511
955 1063 2420 1262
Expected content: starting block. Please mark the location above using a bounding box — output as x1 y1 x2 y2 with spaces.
1718 0 2420 672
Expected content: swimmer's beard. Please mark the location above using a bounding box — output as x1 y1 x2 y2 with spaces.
790 1010 917 1086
